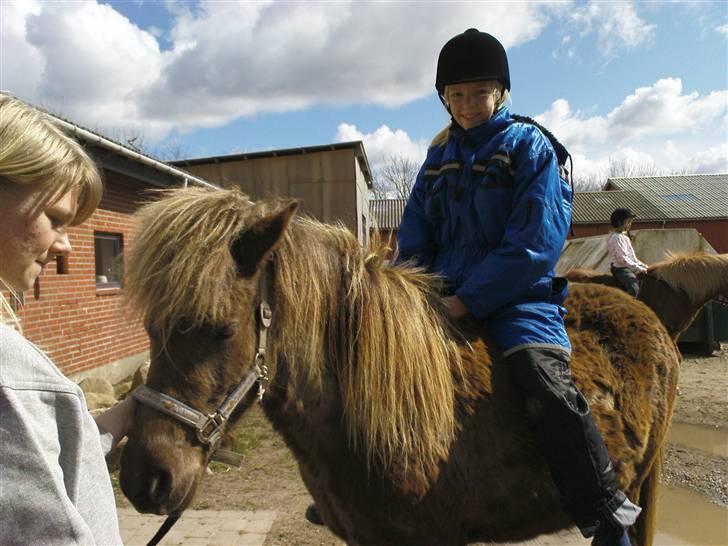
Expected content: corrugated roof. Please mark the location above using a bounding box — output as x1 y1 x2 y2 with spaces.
370 199 406 230
573 190 664 224
603 173 728 220
14 96 216 189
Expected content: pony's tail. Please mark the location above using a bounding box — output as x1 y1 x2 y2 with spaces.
631 447 661 546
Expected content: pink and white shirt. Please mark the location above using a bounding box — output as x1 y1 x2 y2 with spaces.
607 232 648 273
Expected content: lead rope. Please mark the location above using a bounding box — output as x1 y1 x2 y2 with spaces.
146 514 180 546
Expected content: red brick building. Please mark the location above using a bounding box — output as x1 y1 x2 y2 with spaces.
4 108 215 382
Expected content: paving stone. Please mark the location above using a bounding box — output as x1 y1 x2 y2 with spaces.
244 518 274 533
117 508 278 546
236 532 267 546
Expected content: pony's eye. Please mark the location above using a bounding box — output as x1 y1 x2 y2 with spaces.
216 324 236 340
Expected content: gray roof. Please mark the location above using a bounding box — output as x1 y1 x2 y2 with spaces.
572 191 664 224
602 173 728 221
370 199 406 229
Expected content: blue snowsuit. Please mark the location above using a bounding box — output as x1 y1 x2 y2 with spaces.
397 106 572 356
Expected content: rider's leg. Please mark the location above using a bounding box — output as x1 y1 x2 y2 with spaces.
505 346 641 544
610 265 640 297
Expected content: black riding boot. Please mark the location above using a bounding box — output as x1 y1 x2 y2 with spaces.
506 347 641 539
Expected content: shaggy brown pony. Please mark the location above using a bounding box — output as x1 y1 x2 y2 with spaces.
120 188 680 546
566 252 728 340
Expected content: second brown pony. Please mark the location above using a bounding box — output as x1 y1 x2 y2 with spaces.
119 188 680 546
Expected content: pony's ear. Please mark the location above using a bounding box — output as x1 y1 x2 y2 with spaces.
231 201 299 278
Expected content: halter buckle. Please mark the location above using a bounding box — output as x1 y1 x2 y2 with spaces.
196 412 227 447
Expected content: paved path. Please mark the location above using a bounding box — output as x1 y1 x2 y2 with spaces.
118 508 276 546
118 507 593 546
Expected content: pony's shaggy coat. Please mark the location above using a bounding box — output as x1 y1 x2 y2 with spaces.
121 187 684 546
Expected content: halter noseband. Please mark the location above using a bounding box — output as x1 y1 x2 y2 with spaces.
131 262 273 453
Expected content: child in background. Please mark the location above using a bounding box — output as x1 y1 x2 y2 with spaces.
607 207 647 297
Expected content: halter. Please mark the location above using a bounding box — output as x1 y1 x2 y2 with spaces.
130 262 273 546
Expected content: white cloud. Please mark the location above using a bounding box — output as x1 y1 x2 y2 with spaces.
716 24 728 36
688 142 728 173
537 79 727 185
334 123 427 172
568 1 655 58
1 0 558 140
0 0 44 99
607 78 727 141
537 78 727 148
534 99 607 154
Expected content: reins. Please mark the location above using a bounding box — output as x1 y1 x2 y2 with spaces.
132 261 274 546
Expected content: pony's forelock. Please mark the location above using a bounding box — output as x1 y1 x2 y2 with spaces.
125 188 260 338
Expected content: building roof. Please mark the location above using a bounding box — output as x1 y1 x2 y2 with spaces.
370 198 407 230
170 141 374 186
17 96 216 189
602 173 728 221
572 190 664 224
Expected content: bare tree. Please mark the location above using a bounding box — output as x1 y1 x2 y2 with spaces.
574 155 687 191
372 154 419 200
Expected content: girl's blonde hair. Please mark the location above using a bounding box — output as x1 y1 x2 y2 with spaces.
0 93 103 327
430 87 510 148
0 93 103 225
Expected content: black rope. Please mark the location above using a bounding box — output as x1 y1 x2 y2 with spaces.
146 514 180 546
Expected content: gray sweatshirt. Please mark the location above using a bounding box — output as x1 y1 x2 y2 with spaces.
0 324 122 545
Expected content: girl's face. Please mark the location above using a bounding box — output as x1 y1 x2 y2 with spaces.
0 184 76 291
446 80 501 130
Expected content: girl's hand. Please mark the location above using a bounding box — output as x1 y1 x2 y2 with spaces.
94 395 137 448
443 295 469 320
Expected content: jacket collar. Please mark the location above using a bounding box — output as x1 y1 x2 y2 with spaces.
450 107 512 147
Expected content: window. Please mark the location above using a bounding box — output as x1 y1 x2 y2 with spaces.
94 232 123 288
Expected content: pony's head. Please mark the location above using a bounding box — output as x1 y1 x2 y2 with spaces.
119 187 297 514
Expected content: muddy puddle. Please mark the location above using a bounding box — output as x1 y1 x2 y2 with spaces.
667 422 728 458
656 422 728 545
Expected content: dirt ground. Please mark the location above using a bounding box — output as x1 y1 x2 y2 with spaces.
111 343 728 545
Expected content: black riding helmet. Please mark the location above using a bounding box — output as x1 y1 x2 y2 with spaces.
610 208 637 228
435 28 511 99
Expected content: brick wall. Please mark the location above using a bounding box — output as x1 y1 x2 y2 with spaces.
10 171 152 376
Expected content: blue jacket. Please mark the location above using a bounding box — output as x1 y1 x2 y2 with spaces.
397 107 573 354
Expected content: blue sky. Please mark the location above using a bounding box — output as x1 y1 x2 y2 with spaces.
1 0 726 189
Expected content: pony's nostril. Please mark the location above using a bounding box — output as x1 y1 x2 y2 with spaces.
148 467 172 505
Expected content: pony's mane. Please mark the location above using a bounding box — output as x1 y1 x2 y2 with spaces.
276 217 466 494
126 187 466 495
649 252 728 304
